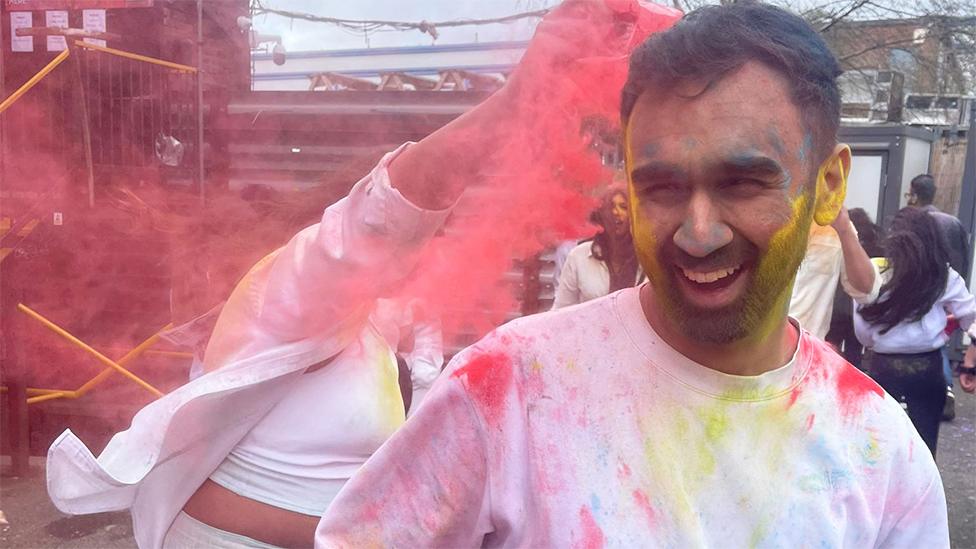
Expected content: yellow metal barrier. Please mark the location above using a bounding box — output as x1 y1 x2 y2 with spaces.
0 49 70 115
74 40 197 73
17 304 165 400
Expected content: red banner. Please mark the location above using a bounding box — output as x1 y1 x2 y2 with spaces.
3 0 152 10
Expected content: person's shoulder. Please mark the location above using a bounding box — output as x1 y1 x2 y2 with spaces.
797 333 931 458
929 209 965 228
445 293 622 419
508 291 619 344
450 293 618 369
796 333 891 417
567 240 595 259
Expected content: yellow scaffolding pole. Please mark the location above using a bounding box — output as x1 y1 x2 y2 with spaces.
0 49 70 115
26 392 70 405
17 304 164 399
73 40 197 73
74 327 170 396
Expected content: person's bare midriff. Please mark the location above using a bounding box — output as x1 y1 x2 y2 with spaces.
182 479 320 548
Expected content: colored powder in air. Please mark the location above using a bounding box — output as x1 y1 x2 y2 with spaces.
396 1 682 343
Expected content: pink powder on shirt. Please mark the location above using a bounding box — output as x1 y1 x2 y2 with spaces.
452 352 514 426
576 506 606 549
632 490 658 528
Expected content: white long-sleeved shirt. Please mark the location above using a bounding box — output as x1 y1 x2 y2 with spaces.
789 223 881 339
316 287 947 548
46 144 451 549
551 240 643 309
854 260 976 354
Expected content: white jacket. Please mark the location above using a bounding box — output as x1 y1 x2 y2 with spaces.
46 145 451 549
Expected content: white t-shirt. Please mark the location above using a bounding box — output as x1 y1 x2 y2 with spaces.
317 287 947 548
789 223 881 339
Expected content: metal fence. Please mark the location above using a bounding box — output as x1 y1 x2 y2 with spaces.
1 40 201 203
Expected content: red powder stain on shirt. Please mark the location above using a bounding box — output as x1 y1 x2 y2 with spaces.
617 462 632 479
805 414 816 432
360 501 381 522
788 335 883 420
452 351 514 426
632 490 657 528
834 361 884 419
576 506 605 549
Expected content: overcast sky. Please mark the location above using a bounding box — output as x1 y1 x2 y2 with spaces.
253 0 558 52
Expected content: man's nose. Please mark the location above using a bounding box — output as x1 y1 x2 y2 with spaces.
673 192 733 258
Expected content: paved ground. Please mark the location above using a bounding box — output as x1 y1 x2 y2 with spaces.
2 390 975 548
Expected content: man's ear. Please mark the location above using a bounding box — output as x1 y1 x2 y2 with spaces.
813 143 851 226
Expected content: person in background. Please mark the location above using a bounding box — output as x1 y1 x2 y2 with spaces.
960 333 976 393
825 208 883 367
788 205 880 339
907 174 969 276
907 173 970 420
551 186 643 309
854 207 976 456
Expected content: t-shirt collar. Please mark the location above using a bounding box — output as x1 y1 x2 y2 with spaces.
612 285 810 401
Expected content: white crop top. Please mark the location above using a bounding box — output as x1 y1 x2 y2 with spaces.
209 324 407 516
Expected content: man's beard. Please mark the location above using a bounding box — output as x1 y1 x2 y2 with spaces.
644 194 813 344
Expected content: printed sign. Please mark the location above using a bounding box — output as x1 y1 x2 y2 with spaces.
45 9 68 52
82 8 106 46
9 10 32 52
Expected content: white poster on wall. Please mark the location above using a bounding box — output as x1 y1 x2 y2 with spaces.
45 10 69 52
10 12 33 53
82 9 107 47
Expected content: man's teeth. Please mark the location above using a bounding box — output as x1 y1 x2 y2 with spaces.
681 266 739 284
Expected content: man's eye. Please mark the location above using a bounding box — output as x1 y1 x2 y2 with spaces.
641 182 680 195
725 179 766 192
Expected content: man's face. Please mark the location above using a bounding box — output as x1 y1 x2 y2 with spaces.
625 62 819 343
906 191 919 206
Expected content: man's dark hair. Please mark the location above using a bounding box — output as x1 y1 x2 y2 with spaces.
910 174 936 205
621 1 842 163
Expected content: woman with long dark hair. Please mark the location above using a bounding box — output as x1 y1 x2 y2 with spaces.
552 186 643 309
854 207 975 455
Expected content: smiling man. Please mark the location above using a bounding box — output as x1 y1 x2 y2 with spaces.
315 3 947 548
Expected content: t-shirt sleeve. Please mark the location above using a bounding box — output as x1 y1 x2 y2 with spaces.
874 470 949 548
315 371 493 548
874 411 950 548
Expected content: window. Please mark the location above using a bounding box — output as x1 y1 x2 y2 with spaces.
906 95 934 109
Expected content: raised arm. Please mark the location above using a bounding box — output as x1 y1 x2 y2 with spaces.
203 150 453 371
833 208 880 302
